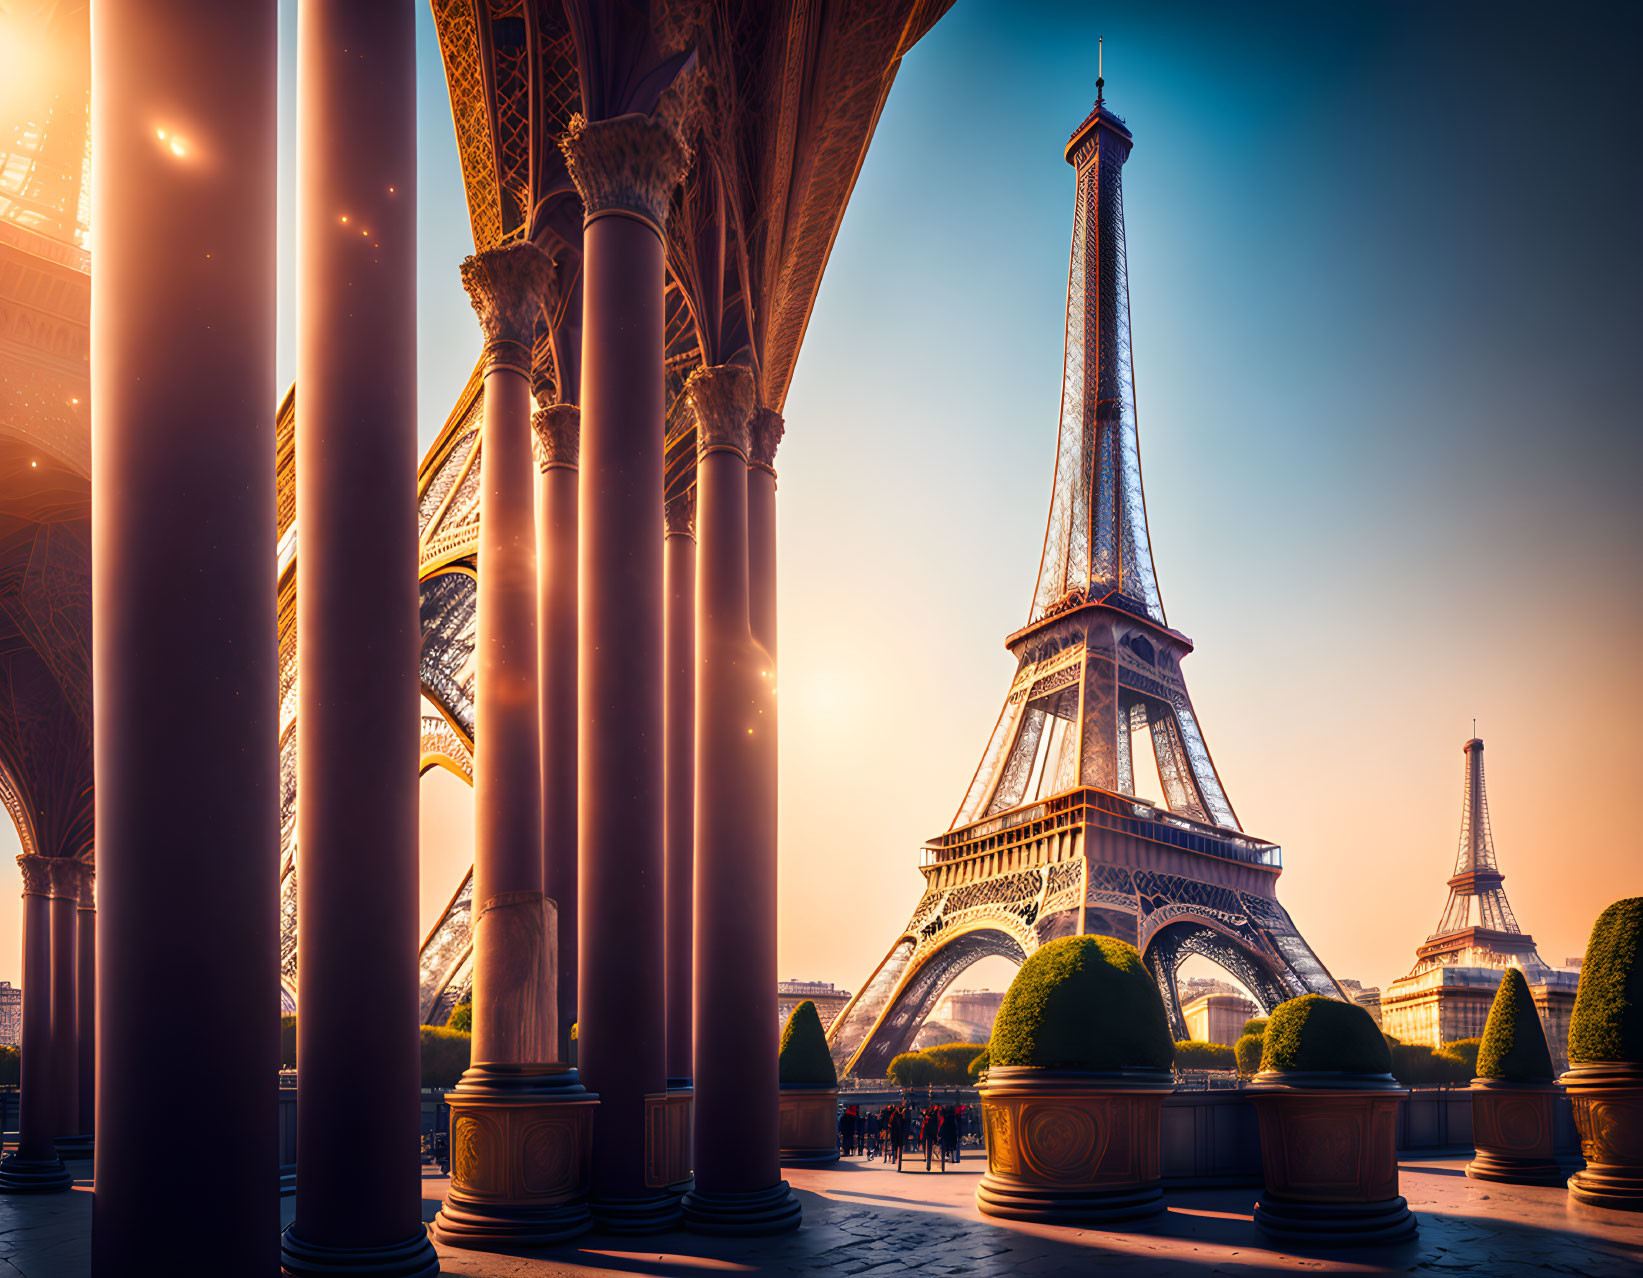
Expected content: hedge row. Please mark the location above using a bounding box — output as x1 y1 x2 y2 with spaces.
888 1041 986 1087
1173 1040 1235 1070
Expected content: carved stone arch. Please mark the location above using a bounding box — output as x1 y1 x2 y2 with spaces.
0 760 41 860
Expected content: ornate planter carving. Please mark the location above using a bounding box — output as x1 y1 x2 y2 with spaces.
975 1067 1172 1223
1248 1072 1416 1246
431 1064 598 1249
778 1085 839 1165
1563 1061 1643 1210
1467 1079 1563 1186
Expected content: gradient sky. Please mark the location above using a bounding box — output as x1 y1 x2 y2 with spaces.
5 2 1640 1015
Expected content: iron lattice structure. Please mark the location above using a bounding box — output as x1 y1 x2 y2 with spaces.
268 0 954 1015
1410 738 1547 975
828 94 1342 1076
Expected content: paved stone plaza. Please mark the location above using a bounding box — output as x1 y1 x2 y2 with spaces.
3 1153 1640 1276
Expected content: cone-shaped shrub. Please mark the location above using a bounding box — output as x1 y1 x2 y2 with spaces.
1568 897 1643 1065
989 935 1174 1071
1476 969 1553 1082
779 999 838 1087
1234 1033 1264 1076
1259 995 1392 1075
968 1047 990 1082
1243 1017 1268 1038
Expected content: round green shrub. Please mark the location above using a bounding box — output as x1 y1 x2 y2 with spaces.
1569 897 1643 1065
779 1000 838 1087
1242 1017 1268 1038
280 1014 298 1068
1389 1041 1471 1086
1443 1037 1483 1077
968 1047 990 1082
420 1025 471 1089
448 999 473 1033
1259 995 1392 1075
1476 969 1553 1082
1234 1033 1264 1076
887 1051 937 1088
989 936 1174 1071
921 1041 986 1083
1174 1040 1235 1070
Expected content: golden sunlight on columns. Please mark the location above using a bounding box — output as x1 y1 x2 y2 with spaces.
533 384 581 1066
434 243 596 1251
664 487 696 1090
0 855 68 1191
682 366 799 1235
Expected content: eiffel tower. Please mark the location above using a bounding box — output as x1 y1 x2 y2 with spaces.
830 81 1342 1076
1412 737 1548 973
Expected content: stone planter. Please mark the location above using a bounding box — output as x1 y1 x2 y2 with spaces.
1467 1078 1563 1186
778 1084 839 1165
1248 1071 1416 1246
975 1066 1173 1223
1563 1061 1643 1210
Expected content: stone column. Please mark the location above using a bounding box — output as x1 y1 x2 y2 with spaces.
681 367 799 1235
434 243 596 1250
46 860 78 1153
534 394 580 1065
746 410 782 1065
75 867 94 1146
282 2 436 1273
560 113 690 1232
0 854 69 1191
664 489 696 1089
93 0 281 1267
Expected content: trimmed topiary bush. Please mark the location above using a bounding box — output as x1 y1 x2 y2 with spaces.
1444 1037 1483 1077
1259 995 1392 1076
1568 897 1643 1065
1476 970 1553 1082
0 1045 17 1087
922 1041 986 1083
989 936 1174 1071
1235 1033 1264 1076
779 1000 839 1087
1243 1017 1268 1039
1389 1042 1470 1086
280 1014 298 1068
887 1051 937 1088
968 1047 991 1082
420 1025 471 1088
448 999 472 1033
1174 1040 1235 1070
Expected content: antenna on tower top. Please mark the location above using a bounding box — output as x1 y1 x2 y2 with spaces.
1096 37 1105 106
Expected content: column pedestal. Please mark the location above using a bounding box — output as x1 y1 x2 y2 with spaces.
0 855 69 1192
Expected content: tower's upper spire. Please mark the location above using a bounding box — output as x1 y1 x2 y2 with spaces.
1030 73 1159 627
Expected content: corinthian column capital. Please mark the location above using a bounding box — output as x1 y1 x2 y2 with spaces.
664 488 696 538
461 242 556 374
749 407 784 473
44 857 80 900
532 403 580 473
16 853 51 898
686 364 754 459
559 112 691 236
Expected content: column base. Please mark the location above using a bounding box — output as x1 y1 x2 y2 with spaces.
976 1176 1163 1224
1465 1150 1566 1187
1253 1195 1418 1246
54 1134 93 1159
0 1152 72 1194
431 1063 599 1251
590 1187 684 1235
681 1181 801 1236
281 1226 439 1277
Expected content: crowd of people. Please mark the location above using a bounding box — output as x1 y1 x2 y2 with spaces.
836 1101 980 1171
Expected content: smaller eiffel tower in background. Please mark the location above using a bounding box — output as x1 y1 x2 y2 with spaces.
1381 737 1579 1068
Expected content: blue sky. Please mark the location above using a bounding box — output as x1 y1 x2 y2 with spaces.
272 1 1643 997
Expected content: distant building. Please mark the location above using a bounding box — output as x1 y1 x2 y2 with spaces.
777 980 851 1035
1380 739 1578 1069
1349 985 1383 1025
0 982 19 1049
908 988 1003 1050
1182 992 1255 1045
